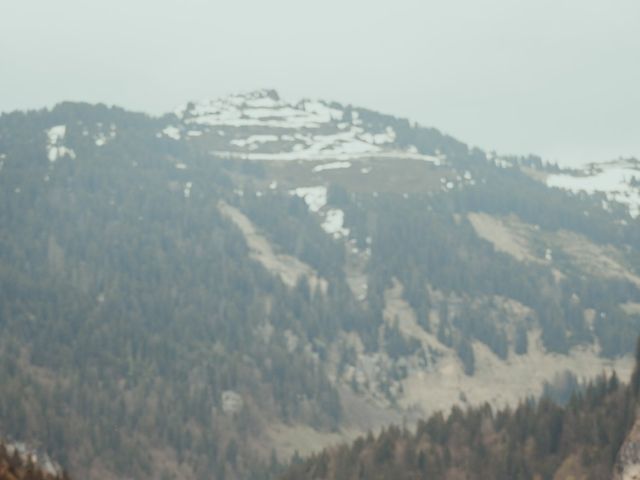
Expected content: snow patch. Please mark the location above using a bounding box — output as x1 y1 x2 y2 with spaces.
162 126 181 140
291 186 327 212
222 390 244 414
94 124 116 146
47 125 66 144
183 181 192 198
177 91 331 129
178 90 444 163
230 134 279 147
312 161 352 173
322 209 349 238
547 160 640 217
45 125 75 162
215 148 437 163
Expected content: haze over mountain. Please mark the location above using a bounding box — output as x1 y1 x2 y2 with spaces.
1 89 639 478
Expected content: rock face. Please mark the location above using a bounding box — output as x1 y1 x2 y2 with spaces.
0 439 66 479
614 412 640 480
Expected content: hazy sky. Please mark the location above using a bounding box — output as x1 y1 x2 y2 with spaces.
2 0 638 166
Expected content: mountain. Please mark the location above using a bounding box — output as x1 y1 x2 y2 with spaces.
0 89 639 479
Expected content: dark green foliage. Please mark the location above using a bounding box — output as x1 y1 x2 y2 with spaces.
343 188 640 357
385 321 421 360
455 336 475 375
542 371 581 405
514 324 528 355
0 105 343 479
632 337 640 397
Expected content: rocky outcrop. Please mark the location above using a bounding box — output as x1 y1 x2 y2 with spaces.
614 411 640 480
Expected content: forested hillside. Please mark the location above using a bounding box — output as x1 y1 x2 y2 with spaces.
1 91 639 478
281 341 640 480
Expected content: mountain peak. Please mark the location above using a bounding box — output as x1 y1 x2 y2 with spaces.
167 89 444 164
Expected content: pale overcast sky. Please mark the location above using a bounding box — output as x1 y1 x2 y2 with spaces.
1 0 638 166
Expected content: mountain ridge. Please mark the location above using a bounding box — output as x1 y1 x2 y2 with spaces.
1 91 639 478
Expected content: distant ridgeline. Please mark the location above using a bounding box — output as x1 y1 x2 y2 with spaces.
0 90 639 479
281 341 640 480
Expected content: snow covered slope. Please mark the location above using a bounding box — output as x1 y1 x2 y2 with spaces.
169 89 441 163
547 158 640 217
